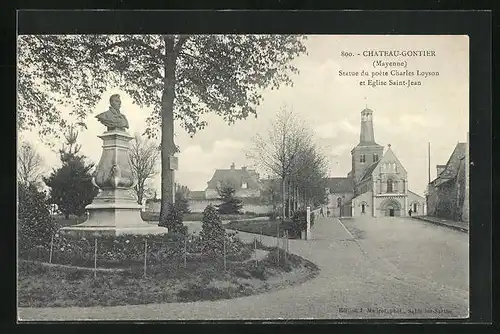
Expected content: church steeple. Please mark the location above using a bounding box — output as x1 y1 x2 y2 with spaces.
350 106 384 185
360 107 376 145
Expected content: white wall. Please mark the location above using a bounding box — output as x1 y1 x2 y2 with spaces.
408 192 426 216
146 199 273 214
351 191 373 217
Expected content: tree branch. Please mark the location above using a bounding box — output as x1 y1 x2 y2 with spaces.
88 38 164 60
174 35 189 56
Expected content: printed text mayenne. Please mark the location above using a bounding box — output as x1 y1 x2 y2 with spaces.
337 49 439 88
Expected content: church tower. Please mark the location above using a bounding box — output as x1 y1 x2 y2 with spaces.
351 107 384 185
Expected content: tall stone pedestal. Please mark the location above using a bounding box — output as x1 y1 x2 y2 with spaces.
60 130 167 237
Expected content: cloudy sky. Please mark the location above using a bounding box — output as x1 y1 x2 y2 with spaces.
20 35 468 196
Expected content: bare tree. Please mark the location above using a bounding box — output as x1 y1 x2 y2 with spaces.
129 133 161 205
248 106 329 220
247 106 310 220
17 141 45 187
292 143 329 208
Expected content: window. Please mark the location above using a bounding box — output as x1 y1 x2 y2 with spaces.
360 154 366 163
242 182 248 189
361 203 366 213
387 179 393 193
413 203 418 212
373 153 379 162
337 197 342 208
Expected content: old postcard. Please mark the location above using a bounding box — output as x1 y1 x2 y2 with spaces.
17 31 470 321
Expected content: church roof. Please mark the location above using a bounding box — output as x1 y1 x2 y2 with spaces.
324 177 355 193
361 107 374 113
431 142 467 187
360 160 381 182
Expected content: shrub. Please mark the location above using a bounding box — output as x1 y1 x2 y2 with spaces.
43 155 98 219
281 210 315 238
216 186 243 214
175 191 190 214
158 203 186 234
18 182 59 253
200 205 225 255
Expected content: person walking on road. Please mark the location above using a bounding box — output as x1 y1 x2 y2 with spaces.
320 207 325 217
408 209 412 217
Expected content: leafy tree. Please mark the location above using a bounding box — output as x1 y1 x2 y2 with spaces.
43 128 98 219
200 205 225 255
18 182 58 253
129 133 160 205
17 141 45 188
18 34 307 222
216 185 243 215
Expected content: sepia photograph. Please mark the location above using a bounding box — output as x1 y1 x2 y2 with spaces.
16 30 471 321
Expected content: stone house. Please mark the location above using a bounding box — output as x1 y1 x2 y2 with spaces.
325 177 355 217
427 140 468 222
205 163 262 199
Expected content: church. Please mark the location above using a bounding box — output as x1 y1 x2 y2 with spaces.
325 107 426 217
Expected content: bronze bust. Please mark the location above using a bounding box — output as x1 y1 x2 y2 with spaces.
95 94 129 131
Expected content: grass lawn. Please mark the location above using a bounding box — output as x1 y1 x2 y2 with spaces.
224 219 293 238
18 245 319 308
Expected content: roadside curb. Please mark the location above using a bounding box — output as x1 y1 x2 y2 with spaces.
411 217 468 233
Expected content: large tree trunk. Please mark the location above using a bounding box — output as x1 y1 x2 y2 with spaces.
160 35 177 222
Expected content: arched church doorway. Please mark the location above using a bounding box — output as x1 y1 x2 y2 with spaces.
380 199 402 217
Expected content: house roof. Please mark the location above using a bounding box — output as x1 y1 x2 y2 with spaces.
360 160 381 182
188 191 206 200
431 142 467 187
408 190 425 200
206 166 261 190
324 177 355 193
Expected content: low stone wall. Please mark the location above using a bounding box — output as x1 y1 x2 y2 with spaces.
146 199 273 214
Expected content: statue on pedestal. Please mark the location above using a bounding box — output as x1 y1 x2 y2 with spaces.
60 93 167 237
95 94 129 131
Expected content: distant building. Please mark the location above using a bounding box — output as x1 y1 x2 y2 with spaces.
325 177 355 217
325 107 425 217
205 163 262 199
427 138 468 222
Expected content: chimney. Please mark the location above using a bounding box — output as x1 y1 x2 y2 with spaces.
436 164 446 176
230 163 235 170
